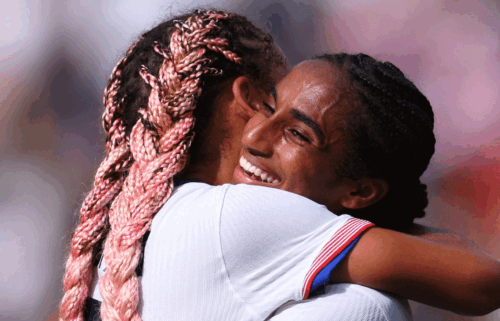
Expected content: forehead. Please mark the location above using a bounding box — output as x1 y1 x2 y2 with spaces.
275 60 350 141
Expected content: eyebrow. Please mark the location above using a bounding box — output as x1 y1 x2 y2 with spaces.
290 108 325 142
270 86 277 102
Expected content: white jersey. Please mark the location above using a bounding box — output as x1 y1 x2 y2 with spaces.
271 284 413 321
140 182 372 320
89 182 375 320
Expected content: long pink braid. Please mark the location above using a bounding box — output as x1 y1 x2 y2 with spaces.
59 39 140 321
94 12 240 321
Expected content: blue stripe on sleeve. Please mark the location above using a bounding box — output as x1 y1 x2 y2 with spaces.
309 235 361 294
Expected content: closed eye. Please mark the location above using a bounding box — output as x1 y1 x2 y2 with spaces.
262 102 275 115
289 129 311 143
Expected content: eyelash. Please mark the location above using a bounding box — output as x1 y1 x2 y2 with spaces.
289 129 310 143
262 102 275 115
261 101 312 145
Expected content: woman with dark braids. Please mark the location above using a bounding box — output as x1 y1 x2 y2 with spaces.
233 54 500 318
55 9 500 321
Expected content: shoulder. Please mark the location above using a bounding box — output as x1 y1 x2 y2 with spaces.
171 181 228 200
150 182 229 232
223 184 336 223
225 183 320 205
220 183 358 255
156 182 228 213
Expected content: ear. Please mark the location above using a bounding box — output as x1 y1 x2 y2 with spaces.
339 178 389 210
231 76 262 122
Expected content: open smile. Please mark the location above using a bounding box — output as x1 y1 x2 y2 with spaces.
237 156 280 184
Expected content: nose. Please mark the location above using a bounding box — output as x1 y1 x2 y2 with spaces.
241 112 276 158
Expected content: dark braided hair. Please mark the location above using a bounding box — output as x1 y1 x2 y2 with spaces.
315 53 436 232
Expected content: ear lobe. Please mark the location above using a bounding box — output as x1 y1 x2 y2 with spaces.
232 76 260 122
340 178 389 210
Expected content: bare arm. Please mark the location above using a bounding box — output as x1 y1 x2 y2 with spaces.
330 226 500 316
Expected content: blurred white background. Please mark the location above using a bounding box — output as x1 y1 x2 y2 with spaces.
1 0 499 320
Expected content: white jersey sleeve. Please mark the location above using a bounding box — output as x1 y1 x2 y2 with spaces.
269 284 413 321
220 184 373 318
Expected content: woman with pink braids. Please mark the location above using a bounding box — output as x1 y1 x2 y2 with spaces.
55 9 500 321
58 10 288 321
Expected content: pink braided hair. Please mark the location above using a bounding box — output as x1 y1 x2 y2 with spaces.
59 11 241 321
59 39 139 321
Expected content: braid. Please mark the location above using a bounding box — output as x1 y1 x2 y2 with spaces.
60 9 288 321
100 12 238 321
315 53 436 231
59 38 138 320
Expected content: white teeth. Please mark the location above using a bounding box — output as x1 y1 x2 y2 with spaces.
240 158 251 171
239 156 279 184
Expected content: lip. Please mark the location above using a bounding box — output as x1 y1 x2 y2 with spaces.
233 155 281 187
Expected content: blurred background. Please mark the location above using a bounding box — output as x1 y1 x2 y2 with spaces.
0 0 498 320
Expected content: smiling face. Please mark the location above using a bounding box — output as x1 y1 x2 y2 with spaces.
232 60 358 212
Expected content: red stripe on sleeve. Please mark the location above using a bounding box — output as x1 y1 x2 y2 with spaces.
302 218 374 299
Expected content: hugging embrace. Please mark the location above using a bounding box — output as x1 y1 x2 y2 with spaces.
57 9 500 321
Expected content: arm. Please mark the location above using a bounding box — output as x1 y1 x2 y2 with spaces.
330 226 500 316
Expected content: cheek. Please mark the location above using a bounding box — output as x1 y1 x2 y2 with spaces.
282 152 318 194
298 159 335 199
280 148 312 174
